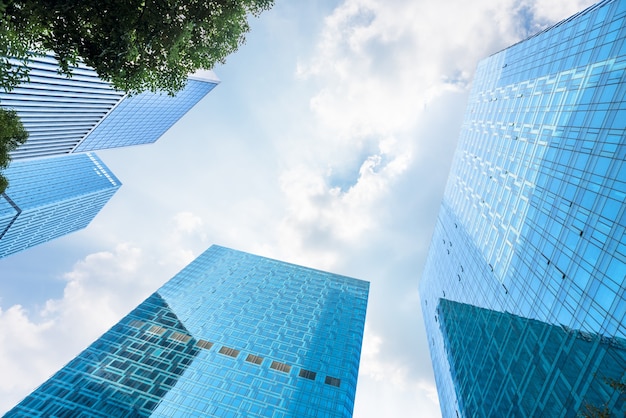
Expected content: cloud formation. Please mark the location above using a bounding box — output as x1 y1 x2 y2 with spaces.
289 0 595 415
0 214 208 413
0 0 597 416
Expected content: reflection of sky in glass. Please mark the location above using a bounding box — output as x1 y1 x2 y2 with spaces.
0 153 120 258
1 54 125 159
439 299 626 416
2 55 218 159
420 0 626 416
75 80 218 152
6 246 369 417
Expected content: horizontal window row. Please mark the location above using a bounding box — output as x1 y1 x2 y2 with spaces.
128 319 342 388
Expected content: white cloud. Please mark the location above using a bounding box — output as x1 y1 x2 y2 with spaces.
0 213 205 414
275 136 410 267
287 1 598 417
271 0 596 269
0 0 600 416
529 0 597 27
172 211 204 235
355 325 440 417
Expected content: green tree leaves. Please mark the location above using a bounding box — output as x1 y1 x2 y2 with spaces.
0 0 272 192
0 108 28 193
1 0 274 95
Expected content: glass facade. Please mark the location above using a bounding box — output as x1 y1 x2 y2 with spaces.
74 78 218 152
0 153 121 259
0 55 218 256
439 300 626 416
6 245 369 417
0 55 124 159
419 0 626 416
0 55 219 159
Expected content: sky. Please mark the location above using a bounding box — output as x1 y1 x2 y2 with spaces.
0 0 596 416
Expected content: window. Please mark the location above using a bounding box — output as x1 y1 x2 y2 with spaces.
146 325 166 335
325 376 341 387
299 369 316 380
129 320 144 328
218 346 240 358
196 340 214 350
270 361 291 373
169 332 191 343
245 354 263 365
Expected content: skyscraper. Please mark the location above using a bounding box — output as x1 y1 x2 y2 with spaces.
0 54 219 160
419 0 626 416
0 54 218 257
0 153 121 259
6 245 370 417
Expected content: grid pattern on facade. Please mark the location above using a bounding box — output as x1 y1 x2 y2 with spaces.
1 54 125 159
74 79 218 152
1 56 219 159
439 299 626 416
420 1 626 416
0 153 121 259
7 246 369 418
0 193 21 240
4 293 200 418
152 246 368 417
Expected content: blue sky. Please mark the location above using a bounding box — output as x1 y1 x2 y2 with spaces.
0 0 594 416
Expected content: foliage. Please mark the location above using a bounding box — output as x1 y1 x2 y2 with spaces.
579 403 611 418
0 107 28 193
0 0 48 92
1 0 274 95
578 376 626 418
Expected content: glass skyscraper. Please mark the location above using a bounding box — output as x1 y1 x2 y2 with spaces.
6 245 370 417
0 153 121 259
0 54 218 257
0 54 219 159
419 0 625 416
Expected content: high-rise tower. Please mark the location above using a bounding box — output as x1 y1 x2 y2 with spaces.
0 55 218 257
0 153 121 259
6 246 370 417
420 0 626 416
0 54 219 160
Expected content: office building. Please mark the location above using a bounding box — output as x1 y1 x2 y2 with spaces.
0 153 121 259
420 0 626 416
0 54 217 257
6 245 370 417
438 299 626 416
0 54 219 159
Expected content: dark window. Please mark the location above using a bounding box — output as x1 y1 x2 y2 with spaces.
170 332 191 343
245 354 263 365
196 340 214 350
270 361 291 373
146 325 166 335
325 376 341 387
218 346 240 358
299 369 316 380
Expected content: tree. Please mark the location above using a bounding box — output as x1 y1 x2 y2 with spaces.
1 0 274 95
0 108 28 193
1 0 272 192
579 376 626 418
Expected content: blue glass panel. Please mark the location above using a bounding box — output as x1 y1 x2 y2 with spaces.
420 0 626 416
6 246 369 417
0 153 120 258
74 79 218 152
